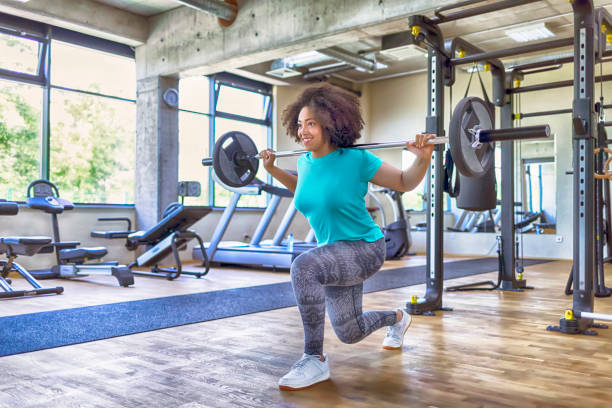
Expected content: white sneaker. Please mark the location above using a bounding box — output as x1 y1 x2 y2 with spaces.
278 353 330 390
382 309 412 350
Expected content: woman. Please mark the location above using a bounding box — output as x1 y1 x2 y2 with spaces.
260 83 435 391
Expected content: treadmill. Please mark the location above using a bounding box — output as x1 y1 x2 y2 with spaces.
192 173 316 269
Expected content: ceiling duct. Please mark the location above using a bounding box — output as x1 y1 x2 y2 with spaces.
266 51 331 79
303 64 353 80
266 58 302 78
175 0 237 23
318 47 380 73
380 31 428 60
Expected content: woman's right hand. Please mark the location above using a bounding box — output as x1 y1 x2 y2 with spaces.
260 149 277 171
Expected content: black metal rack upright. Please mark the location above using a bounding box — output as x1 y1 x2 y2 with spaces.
547 0 612 334
404 15 449 315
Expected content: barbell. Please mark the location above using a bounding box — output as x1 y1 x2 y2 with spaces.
202 96 551 188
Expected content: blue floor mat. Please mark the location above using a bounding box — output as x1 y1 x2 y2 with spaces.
0 257 549 357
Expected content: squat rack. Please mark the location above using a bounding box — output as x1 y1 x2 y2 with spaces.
406 0 560 314
405 0 612 331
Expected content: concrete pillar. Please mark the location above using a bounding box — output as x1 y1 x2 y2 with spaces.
135 76 179 229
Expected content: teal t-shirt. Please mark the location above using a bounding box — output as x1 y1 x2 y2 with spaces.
294 148 384 246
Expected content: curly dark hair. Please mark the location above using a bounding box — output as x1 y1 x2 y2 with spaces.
281 83 364 147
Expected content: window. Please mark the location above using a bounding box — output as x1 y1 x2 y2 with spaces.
178 76 210 205
0 16 136 205
50 40 135 99
178 74 272 208
214 117 269 207
49 89 135 204
48 40 135 203
0 79 42 201
178 110 209 206
0 30 42 76
180 75 209 113
210 73 272 208
216 84 270 120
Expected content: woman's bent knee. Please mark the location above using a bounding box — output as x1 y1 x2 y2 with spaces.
332 320 365 344
335 329 362 344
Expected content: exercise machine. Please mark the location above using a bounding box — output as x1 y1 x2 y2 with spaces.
368 186 413 259
92 202 211 280
0 199 64 298
25 179 134 287
192 173 314 270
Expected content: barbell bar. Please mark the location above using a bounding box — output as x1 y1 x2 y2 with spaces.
200 125 550 167
201 136 450 167
201 96 551 188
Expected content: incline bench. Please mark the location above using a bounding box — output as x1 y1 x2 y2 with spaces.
92 203 212 280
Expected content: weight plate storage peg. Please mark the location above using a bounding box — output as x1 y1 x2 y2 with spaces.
212 131 260 188
449 96 496 178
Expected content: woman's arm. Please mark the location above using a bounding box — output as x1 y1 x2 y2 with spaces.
260 149 298 193
370 134 436 192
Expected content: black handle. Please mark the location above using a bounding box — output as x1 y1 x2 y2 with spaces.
97 217 132 231
480 125 550 142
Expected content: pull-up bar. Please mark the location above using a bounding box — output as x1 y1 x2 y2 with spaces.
511 74 612 94
517 104 612 119
450 38 574 66
431 0 541 24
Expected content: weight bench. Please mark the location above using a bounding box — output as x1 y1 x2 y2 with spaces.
92 204 212 280
25 180 135 287
0 200 64 298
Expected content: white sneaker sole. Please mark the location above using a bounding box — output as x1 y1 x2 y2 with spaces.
382 314 412 350
278 372 331 391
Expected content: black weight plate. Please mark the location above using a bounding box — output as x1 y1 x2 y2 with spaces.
449 96 495 178
213 131 260 188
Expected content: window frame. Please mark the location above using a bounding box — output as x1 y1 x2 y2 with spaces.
0 13 48 86
208 72 273 208
0 12 136 206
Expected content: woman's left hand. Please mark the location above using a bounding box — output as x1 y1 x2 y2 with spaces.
405 133 436 160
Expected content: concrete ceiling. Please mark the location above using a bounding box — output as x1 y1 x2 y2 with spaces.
90 0 612 85
4 0 612 84
92 0 179 16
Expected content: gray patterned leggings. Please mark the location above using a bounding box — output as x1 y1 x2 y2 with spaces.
290 237 398 356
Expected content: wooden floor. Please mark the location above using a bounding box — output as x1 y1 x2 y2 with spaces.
0 255 470 316
2 257 612 408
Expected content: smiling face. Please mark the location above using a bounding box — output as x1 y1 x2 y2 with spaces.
297 106 333 157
